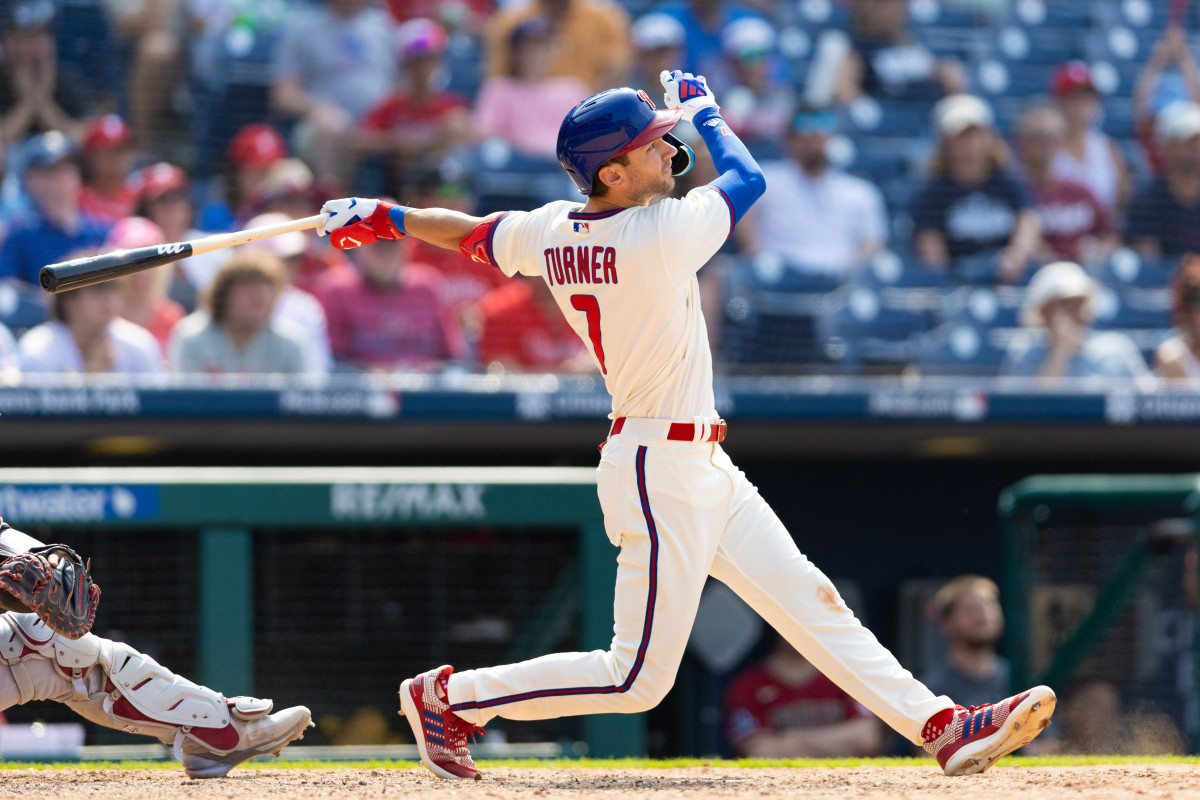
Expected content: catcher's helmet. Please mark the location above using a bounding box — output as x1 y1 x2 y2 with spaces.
556 87 694 195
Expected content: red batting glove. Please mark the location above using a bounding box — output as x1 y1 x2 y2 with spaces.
329 201 407 250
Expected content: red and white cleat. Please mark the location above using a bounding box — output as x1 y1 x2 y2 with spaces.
922 685 1056 776
399 665 484 780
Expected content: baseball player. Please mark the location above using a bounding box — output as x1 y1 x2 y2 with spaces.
0 516 312 777
318 71 1055 779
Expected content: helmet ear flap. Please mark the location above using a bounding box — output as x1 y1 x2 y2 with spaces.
664 132 693 178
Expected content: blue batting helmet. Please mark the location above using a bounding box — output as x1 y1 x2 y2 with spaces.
556 87 694 195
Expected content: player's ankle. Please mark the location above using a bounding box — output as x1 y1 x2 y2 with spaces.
922 706 956 743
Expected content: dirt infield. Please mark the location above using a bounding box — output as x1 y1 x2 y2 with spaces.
0 764 1196 800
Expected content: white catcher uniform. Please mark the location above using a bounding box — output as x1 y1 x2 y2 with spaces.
442 188 952 740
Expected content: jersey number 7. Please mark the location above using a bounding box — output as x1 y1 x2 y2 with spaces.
570 294 607 375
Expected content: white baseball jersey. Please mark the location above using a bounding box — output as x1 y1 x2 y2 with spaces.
485 187 734 421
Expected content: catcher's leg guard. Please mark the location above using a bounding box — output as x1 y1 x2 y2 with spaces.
0 613 312 778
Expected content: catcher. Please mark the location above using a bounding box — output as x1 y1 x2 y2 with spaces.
0 516 312 777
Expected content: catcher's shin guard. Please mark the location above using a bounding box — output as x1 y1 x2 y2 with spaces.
0 614 311 777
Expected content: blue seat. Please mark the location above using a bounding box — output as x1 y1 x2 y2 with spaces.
850 250 953 289
937 286 1024 328
1091 286 1171 330
916 322 1007 376
1091 249 1174 288
847 137 911 180
844 99 935 138
0 281 49 338
720 258 837 370
818 287 932 368
469 145 577 215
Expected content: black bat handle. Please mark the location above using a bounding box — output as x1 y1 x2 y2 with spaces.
40 243 193 294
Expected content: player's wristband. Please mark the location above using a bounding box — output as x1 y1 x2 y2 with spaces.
387 203 410 236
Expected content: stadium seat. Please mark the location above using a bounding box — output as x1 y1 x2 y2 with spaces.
720 257 839 371
1091 249 1175 289
844 99 935 138
937 286 1025 329
851 250 953 290
817 287 933 370
1091 286 1171 330
0 281 49 338
916 322 1007 376
469 144 577 216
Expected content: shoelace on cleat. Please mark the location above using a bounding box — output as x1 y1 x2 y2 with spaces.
445 714 486 750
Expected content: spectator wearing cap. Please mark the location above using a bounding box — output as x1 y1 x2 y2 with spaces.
1015 105 1117 267
628 13 687 93
271 0 396 189
245 212 332 375
105 216 185 355
1133 26 1200 177
484 0 631 93
0 0 89 143
1126 101 1200 260
169 248 308 375
0 132 110 286
832 0 965 104
224 123 287 224
919 576 1009 710
1049 61 1130 217
1002 261 1147 381
911 95 1040 283
474 18 590 161
315 235 466 372
738 107 886 278
79 114 138 224
236 157 319 227
478 276 588 373
724 630 882 758
18 247 161 375
131 161 222 309
1155 254 1200 385
718 17 793 156
0 320 17 384
355 19 470 197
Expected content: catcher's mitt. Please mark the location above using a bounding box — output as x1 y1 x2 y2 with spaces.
0 545 100 639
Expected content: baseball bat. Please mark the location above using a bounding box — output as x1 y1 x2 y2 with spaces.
39 213 328 294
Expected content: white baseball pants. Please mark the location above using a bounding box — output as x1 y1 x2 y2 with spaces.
447 423 952 744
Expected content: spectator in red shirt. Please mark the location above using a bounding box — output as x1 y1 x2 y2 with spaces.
316 236 466 371
1016 105 1116 266
724 632 883 758
478 276 588 373
79 114 137 224
355 19 469 197
107 216 185 355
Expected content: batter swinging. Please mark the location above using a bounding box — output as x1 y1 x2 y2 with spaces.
318 70 1055 779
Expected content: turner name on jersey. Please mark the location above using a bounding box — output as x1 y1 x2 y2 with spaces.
544 245 618 286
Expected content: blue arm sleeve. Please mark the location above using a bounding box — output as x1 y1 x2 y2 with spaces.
692 106 766 226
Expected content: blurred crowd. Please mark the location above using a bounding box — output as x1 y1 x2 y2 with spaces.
2 0 1200 383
